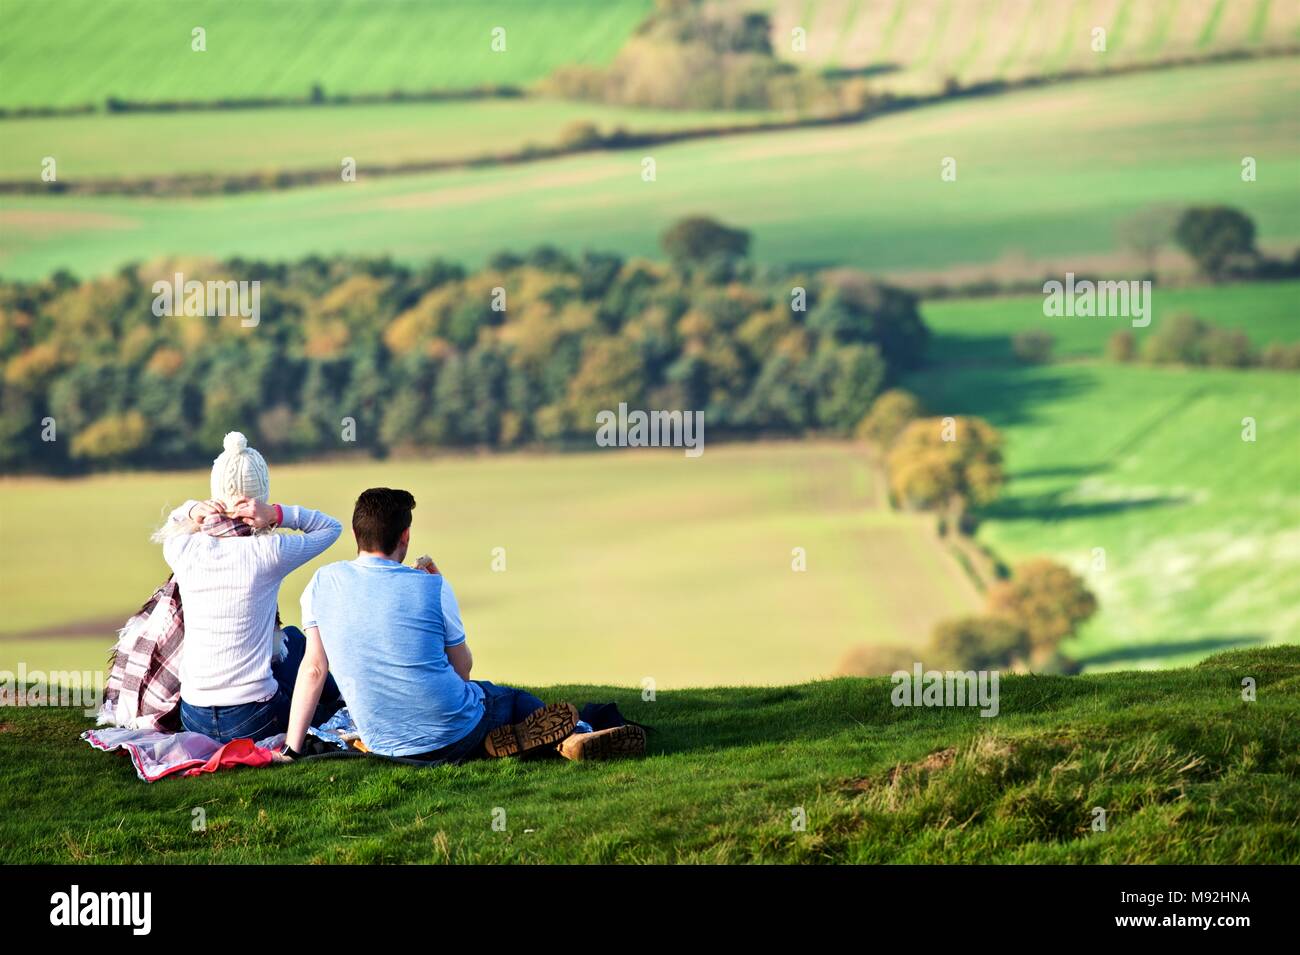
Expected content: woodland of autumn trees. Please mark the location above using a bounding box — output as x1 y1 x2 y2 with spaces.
0 220 930 472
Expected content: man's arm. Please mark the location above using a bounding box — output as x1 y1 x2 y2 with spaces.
284 626 330 754
447 642 473 681
439 577 472 680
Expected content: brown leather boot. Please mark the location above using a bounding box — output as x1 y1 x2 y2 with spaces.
484 703 578 758
558 723 647 761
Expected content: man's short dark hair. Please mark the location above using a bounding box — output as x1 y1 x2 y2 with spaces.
353 487 415 554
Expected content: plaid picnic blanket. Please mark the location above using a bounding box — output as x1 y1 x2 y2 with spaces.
98 513 277 731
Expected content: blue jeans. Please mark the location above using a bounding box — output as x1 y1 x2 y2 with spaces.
180 626 344 742
406 681 544 762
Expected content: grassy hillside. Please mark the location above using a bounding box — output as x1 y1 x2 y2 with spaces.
2 645 1296 863
756 0 1300 92
0 99 775 180
0 0 651 109
3 58 1296 280
906 359 1300 668
0 442 978 686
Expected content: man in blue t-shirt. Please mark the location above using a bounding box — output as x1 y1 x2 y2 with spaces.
281 487 578 761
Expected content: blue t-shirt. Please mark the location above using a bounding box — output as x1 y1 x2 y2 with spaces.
301 556 485 756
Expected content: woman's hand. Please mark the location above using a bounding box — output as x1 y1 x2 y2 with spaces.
230 497 279 529
186 499 226 523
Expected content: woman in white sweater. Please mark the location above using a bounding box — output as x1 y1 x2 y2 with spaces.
161 432 343 742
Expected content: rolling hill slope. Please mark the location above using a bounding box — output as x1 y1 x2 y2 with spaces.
756 0 1300 92
3 57 1297 280
2 645 1296 863
0 0 652 109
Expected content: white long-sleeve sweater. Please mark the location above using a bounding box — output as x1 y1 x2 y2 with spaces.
163 502 342 706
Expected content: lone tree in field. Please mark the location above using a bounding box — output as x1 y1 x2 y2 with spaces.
836 642 917 677
855 388 924 451
1116 204 1180 276
1174 206 1257 281
930 615 1029 670
660 216 751 270
886 415 1004 530
986 558 1097 666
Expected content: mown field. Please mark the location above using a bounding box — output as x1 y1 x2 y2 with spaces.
3 58 1296 280
910 281 1300 669
0 0 651 109
755 0 1300 92
3 645 1296 863
0 99 775 180
0 442 978 687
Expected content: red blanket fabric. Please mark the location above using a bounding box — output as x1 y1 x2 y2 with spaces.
182 738 275 778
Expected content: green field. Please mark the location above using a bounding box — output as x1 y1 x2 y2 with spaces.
3 58 1297 280
922 280 1300 364
6 0 1294 110
0 442 978 687
754 0 1300 93
3 645 1297 862
908 280 1300 668
0 0 650 109
0 99 775 180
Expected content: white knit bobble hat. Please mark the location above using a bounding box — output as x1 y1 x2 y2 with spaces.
210 431 270 504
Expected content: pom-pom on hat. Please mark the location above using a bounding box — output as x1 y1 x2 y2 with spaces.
210 431 270 505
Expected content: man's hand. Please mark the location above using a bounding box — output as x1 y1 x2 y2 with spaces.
186 499 226 523
414 554 440 575
230 497 278 529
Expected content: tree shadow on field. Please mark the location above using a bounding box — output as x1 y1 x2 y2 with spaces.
904 360 1094 430
923 331 1020 367
1007 464 1107 481
980 490 1188 522
821 64 901 80
1080 634 1269 667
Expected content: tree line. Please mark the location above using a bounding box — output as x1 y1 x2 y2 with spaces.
0 219 929 473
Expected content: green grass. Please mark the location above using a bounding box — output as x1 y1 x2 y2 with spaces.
905 359 1300 669
2 645 1296 863
908 283 1300 671
921 280 1300 365
0 100 776 181
1251 0 1274 43
0 0 651 109
1197 0 1229 48
1143 0 1180 56
3 58 1297 281
0 442 978 687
